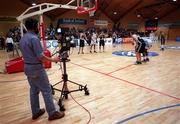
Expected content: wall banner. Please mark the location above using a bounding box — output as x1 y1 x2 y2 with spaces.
59 18 87 25
94 20 108 26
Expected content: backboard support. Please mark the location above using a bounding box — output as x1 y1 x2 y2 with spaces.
17 0 98 49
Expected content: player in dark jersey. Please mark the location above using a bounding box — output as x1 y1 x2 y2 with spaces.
78 31 87 54
159 31 166 51
131 33 145 64
99 32 105 52
138 37 150 62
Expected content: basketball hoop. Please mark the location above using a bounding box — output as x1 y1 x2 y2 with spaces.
77 0 98 14
77 6 85 12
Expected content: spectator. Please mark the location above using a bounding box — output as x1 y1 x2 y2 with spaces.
6 33 14 52
0 33 5 50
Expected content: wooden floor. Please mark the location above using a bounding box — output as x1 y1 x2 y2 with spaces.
0 42 180 124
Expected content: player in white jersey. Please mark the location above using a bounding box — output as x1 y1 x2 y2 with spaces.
90 32 97 53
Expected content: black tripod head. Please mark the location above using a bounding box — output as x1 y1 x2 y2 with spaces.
59 51 69 61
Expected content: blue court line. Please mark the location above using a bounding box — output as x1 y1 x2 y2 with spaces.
116 104 180 124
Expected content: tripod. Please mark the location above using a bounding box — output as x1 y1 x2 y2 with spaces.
51 51 89 111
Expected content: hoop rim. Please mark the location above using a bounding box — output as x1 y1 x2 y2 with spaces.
77 0 98 14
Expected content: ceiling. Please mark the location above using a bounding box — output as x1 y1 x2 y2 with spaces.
1 0 180 22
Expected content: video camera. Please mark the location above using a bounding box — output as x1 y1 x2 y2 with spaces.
57 32 71 59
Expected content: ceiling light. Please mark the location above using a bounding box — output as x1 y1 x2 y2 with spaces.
137 14 141 17
113 12 117 15
173 0 176 1
155 17 158 19
32 3 36 6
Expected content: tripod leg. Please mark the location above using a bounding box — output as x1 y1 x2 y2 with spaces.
63 82 69 99
58 80 68 111
68 80 90 95
51 85 55 95
64 91 68 99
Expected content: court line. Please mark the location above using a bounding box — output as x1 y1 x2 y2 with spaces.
116 104 180 124
107 64 134 74
70 62 180 101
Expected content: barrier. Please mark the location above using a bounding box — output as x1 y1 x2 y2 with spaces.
46 40 58 48
45 37 135 49
142 37 153 45
123 38 133 43
164 46 180 50
122 37 153 44
5 57 24 74
103 38 113 45
5 49 52 74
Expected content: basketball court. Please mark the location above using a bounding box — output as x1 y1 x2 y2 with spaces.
0 0 180 124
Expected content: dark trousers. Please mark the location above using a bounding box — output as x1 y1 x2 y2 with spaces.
7 43 14 52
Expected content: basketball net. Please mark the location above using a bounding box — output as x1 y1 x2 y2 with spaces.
89 10 95 17
77 0 97 15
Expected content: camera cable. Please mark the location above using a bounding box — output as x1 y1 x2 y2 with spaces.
69 93 92 124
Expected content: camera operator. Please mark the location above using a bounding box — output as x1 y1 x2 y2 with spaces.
19 18 65 120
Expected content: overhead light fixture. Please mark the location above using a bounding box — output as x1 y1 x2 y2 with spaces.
173 0 176 1
155 17 158 19
137 14 141 17
32 3 36 6
113 12 117 15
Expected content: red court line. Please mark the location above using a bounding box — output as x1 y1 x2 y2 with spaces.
107 64 134 74
70 62 180 101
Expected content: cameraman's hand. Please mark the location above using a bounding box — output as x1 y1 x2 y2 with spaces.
52 57 60 63
41 54 60 63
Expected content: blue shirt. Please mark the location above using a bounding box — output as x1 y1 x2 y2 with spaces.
20 32 43 64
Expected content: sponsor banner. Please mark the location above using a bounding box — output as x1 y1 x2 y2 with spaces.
94 20 108 26
59 18 87 25
145 27 158 31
